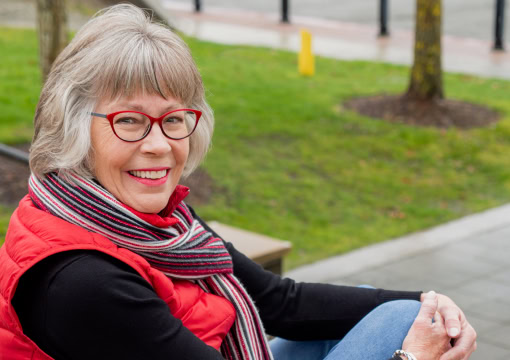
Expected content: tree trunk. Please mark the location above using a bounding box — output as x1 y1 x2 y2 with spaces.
36 0 68 83
406 0 443 100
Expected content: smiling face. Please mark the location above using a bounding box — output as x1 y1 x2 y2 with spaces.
90 93 189 214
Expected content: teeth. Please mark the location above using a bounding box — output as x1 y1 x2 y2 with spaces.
129 170 167 179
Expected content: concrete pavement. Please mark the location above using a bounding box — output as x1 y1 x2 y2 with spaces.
165 0 510 43
159 0 510 79
286 204 510 359
0 0 92 30
5 0 508 78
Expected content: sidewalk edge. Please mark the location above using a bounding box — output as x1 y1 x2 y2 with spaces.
285 203 510 282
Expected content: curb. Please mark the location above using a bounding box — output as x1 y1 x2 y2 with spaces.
285 203 510 282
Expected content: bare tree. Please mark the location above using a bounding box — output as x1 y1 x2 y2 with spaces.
346 0 498 128
36 0 68 82
406 0 443 101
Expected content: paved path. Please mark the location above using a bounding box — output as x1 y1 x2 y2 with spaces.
158 0 510 79
165 0 510 43
5 0 508 79
0 0 92 30
287 204 510 359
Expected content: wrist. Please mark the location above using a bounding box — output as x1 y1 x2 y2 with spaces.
391 354 406 360
394 350 417 360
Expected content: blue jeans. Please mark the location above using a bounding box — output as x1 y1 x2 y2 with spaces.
269 299 421 360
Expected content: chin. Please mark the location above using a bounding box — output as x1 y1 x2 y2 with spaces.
128 197 168 214
141 203 167 214
126 188 174 214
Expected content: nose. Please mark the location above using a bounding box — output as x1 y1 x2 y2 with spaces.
139 123 172 155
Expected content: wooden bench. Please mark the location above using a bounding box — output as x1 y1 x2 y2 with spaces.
208 221 292 275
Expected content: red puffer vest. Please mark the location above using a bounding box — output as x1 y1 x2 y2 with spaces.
0 196 236 360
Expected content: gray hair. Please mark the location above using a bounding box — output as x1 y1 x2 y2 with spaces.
30 4 214 180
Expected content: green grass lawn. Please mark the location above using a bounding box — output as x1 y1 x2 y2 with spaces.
1 26 510 269
0 206 14 243
0 27 41 144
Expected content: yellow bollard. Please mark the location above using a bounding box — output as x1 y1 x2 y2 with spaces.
298 29 315 76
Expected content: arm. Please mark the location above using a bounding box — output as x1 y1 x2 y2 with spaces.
13 251 224 360
227 242 421 340
189 207 422 340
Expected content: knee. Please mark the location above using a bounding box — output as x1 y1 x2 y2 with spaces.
375 300 421 324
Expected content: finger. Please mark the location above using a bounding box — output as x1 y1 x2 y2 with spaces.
443 338 453 354
439 345 468 360
471 341 477 358
417 291 438 321
438 302 461 338
434 310 445 328
439 326 477 360
457 325 477 360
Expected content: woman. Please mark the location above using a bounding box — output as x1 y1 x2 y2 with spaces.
0 4 476 360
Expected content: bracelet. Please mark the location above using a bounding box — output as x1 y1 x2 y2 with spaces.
393 350 418 360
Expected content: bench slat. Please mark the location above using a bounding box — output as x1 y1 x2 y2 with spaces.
208 221 292 274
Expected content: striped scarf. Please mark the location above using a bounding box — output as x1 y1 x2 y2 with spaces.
28 172 273 360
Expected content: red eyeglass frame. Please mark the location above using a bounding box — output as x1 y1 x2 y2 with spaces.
90 109 202 142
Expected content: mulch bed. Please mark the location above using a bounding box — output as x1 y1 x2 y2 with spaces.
0 144 31 207
344 94 500 129
0 144 215 208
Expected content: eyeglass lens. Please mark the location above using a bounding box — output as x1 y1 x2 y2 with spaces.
112 111 197 141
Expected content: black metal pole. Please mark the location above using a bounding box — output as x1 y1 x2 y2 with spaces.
281 0 289 23
494 0 506 50
379 0 389 36
194 0 201 13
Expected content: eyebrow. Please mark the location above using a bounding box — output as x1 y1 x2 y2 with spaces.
116 102 182 114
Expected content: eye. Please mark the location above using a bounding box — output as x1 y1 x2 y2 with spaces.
115 117 136 124
113 115 145 125
163 115 184 124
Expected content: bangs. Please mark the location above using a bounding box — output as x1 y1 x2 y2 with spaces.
93 33 201 106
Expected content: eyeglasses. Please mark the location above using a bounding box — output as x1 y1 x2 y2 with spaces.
90 109 202 142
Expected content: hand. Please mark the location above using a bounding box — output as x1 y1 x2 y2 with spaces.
402 291 451 360
422 292 477 360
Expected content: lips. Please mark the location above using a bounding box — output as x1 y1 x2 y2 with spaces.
126 168 170 186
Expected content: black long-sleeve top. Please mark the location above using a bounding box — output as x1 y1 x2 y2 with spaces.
12 208 421 359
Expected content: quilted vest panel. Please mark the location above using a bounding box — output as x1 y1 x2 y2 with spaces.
0 196 235 359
